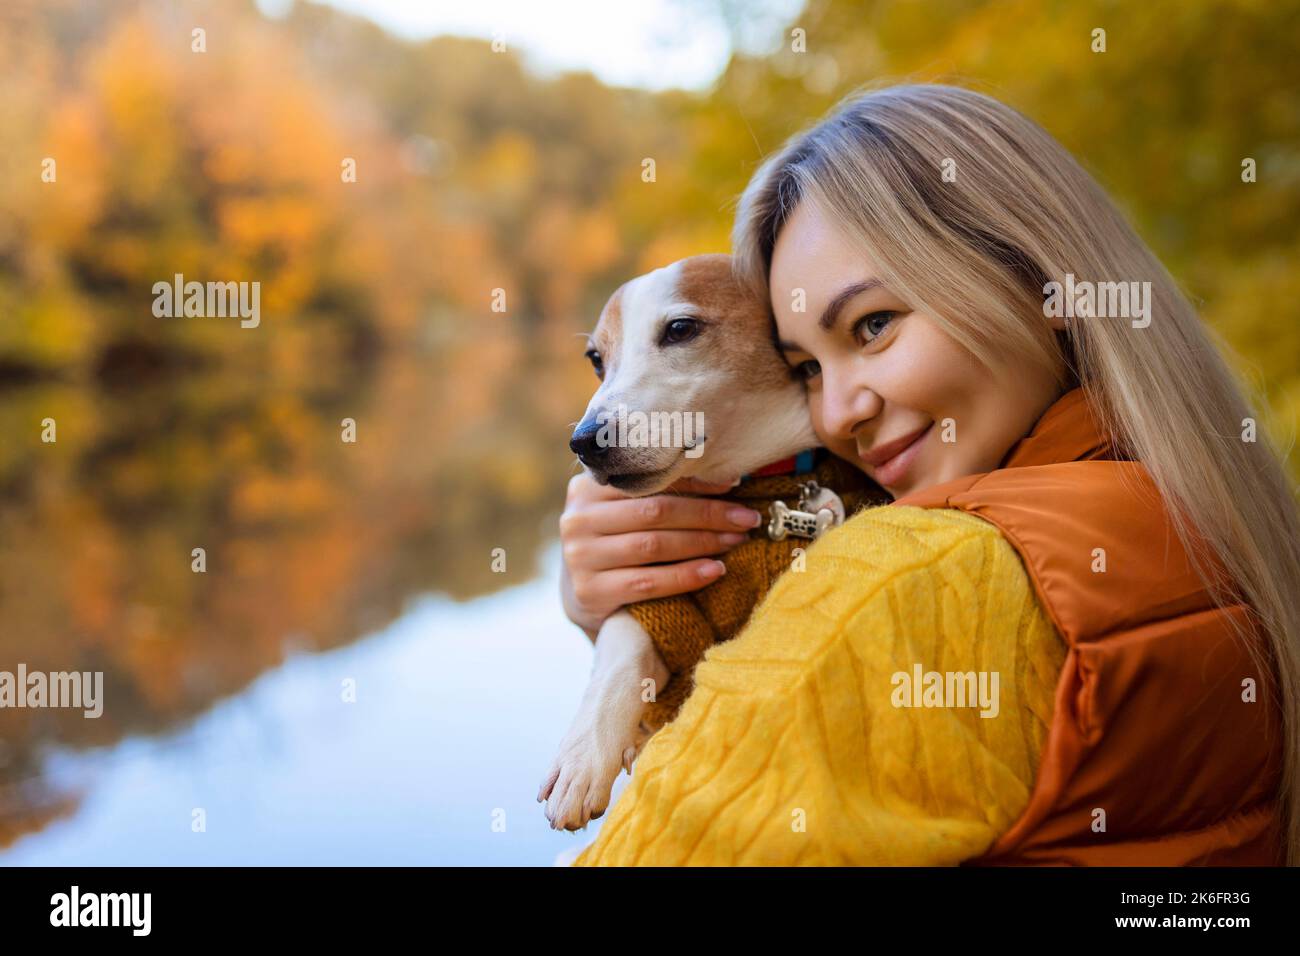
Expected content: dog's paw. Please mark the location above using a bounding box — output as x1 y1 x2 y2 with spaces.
539 617 666 831
539 730 627 832
540 696 656 830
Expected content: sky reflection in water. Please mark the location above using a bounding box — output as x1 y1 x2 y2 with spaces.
0 543 620 865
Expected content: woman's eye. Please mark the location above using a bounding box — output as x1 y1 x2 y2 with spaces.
793 358 821 382
661 317 701 345
852 311 898 343
584 349 604 378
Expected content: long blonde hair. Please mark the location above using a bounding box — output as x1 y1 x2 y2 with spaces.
732 82 1300 864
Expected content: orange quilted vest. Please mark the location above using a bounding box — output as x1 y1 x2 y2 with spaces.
893 388 1285 865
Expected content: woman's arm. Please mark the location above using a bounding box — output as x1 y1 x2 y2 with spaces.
559 473 764 640
572 506 1068 866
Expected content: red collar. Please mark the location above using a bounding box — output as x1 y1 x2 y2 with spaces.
748 456 799 477
743 448 818 479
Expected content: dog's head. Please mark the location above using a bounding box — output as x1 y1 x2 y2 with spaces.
571 254 818 496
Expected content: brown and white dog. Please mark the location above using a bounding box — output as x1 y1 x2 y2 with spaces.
538 253 822 831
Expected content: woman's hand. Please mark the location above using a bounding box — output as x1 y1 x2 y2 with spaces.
559 472 764 640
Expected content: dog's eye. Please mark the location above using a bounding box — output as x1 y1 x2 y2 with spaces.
661 317 701 345
584 349 604 379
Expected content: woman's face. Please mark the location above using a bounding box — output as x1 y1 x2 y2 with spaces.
769 199 1065 498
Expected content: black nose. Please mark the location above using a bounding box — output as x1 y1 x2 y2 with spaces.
570 423 609 465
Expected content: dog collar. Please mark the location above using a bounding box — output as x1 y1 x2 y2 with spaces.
742 448 817 479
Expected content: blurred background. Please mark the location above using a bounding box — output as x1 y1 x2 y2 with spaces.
0 0 1296 864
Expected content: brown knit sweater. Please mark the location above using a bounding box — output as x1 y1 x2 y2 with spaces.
627 450 890 730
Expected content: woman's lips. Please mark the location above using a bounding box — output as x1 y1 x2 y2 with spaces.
859 423 932 486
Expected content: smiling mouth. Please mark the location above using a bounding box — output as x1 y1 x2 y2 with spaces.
859 423 932 486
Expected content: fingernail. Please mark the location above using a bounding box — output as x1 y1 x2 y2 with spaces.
699 560 726 579
719 532 747 545
727 507 761 528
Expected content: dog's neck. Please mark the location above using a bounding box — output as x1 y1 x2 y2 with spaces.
685 384 820 485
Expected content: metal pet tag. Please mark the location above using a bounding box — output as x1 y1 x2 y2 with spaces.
766 480 847 541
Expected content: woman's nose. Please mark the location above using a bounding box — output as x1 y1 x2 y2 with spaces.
819 367 879 440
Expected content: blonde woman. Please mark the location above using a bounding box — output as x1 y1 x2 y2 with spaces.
557 84 1300 865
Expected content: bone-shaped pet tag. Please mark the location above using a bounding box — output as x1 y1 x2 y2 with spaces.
798 481 847 524
766 481 847 541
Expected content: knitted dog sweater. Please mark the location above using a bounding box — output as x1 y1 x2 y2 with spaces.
627 449 890 730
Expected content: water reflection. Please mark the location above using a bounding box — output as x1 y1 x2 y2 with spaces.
0 541 616 865
0 339 597 861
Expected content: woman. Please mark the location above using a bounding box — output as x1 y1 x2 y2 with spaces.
558 84 1300 865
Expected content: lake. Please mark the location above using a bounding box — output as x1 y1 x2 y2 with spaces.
0 346 612 865
0 540 621 865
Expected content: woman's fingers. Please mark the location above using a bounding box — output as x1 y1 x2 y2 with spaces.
666 475 740 494
567 528 750 572
558 469 763 632
566 494 763 538
588 558 730 606
566 471 628 505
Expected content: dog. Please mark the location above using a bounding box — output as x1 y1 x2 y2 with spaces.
538 254 886 832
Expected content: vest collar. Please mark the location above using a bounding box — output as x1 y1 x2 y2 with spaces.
999 387 1115 470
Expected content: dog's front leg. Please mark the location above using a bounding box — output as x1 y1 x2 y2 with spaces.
538 610 670 831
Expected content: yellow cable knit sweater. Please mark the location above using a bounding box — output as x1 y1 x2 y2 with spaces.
572 505 1066 866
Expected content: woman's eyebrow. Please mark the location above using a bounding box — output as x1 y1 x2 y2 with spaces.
818 278 883 331
777 278 884 353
